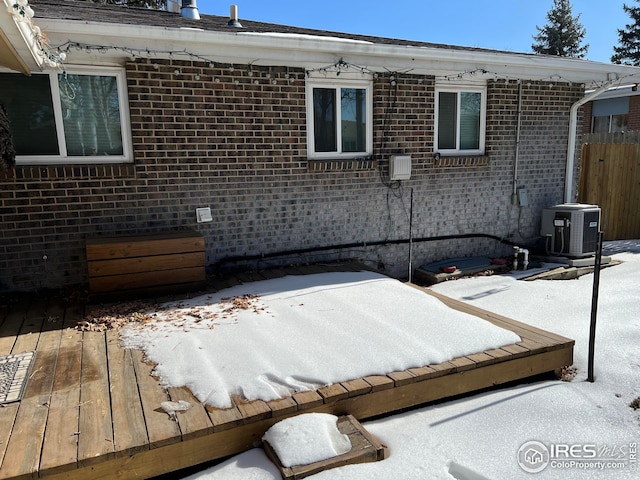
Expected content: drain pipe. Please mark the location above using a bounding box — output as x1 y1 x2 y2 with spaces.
408 188 414 282
227 5 243 27
564 82 613 203
180 0 200 19
513 246 529 270
512 81 523 204
213 233 522 272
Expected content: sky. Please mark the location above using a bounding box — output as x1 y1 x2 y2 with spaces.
190 0 631 65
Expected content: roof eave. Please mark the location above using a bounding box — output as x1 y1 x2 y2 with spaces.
38 18 640 85
0 0 44 74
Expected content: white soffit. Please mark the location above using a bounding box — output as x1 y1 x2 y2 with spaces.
0 0 34 73
38 18 640 85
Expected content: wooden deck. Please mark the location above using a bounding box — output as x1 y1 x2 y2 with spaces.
0 264 574 480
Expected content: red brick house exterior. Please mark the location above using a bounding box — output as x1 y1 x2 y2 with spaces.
1 1 639 292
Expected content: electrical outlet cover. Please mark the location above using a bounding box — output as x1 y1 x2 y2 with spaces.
196 207 213 223
517 188 529 207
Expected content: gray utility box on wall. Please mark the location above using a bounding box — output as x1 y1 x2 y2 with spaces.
540 203 601 257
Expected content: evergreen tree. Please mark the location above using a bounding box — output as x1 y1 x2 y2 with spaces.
84 0 168 9
612 1 640 65
532 0 589 58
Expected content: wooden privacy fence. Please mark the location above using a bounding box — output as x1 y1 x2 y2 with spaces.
579 132 640 240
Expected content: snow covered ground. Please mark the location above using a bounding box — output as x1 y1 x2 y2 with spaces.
176 241 640 480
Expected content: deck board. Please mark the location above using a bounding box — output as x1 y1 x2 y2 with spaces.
0 299 28 355
78 332 115 466
292 391 324 410
167 386 214 440
39 305 83 475
265 396 298 418
387 370 418 386
130 349 182 449
0 301 29 469
107 330 150 456
362 375 395 392
206 404 244 432
1 300 61 479
0 404 19 472
318 383 350 402
0 269 575 480
12 299 48 354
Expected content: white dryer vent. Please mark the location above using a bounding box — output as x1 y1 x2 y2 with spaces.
389 155 411 180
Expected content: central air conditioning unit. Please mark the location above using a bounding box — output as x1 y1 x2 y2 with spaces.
540 203 601 257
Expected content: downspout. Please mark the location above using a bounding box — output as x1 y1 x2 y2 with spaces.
564 83 613 203
512 81 523 204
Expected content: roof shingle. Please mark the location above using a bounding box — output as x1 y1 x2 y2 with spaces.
32 0 522 56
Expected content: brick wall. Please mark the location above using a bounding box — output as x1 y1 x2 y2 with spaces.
581 101 592 133
629 95 640 129
0 59 583 292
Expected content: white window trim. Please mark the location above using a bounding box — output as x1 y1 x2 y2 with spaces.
15 65 132 165
434 83 487 156
305 77 373 159
591 114 628 134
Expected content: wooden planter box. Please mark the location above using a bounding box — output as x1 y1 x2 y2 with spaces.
86 229 206 299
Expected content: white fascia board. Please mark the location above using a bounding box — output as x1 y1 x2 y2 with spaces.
586 84 639 100
39 19 640 84
0 0 44 72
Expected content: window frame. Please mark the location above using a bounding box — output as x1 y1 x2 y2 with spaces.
305 77 373 159
591 114 628 134
591 96 629 134
12 65 132 165
434 83 487 156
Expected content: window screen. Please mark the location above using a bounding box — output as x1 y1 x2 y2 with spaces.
0 73 59 155
341 88 366 153
59 74 124 156
437 88 484 153
313 88 336 153
438 92 457 150
459 92 481 150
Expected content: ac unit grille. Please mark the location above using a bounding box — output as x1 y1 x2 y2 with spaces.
540 203 601 257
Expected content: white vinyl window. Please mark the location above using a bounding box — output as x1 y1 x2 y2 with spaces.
592 97 629 133
592 114 628 133
435 84 486 155
0 66 132 165
306 79 373 159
